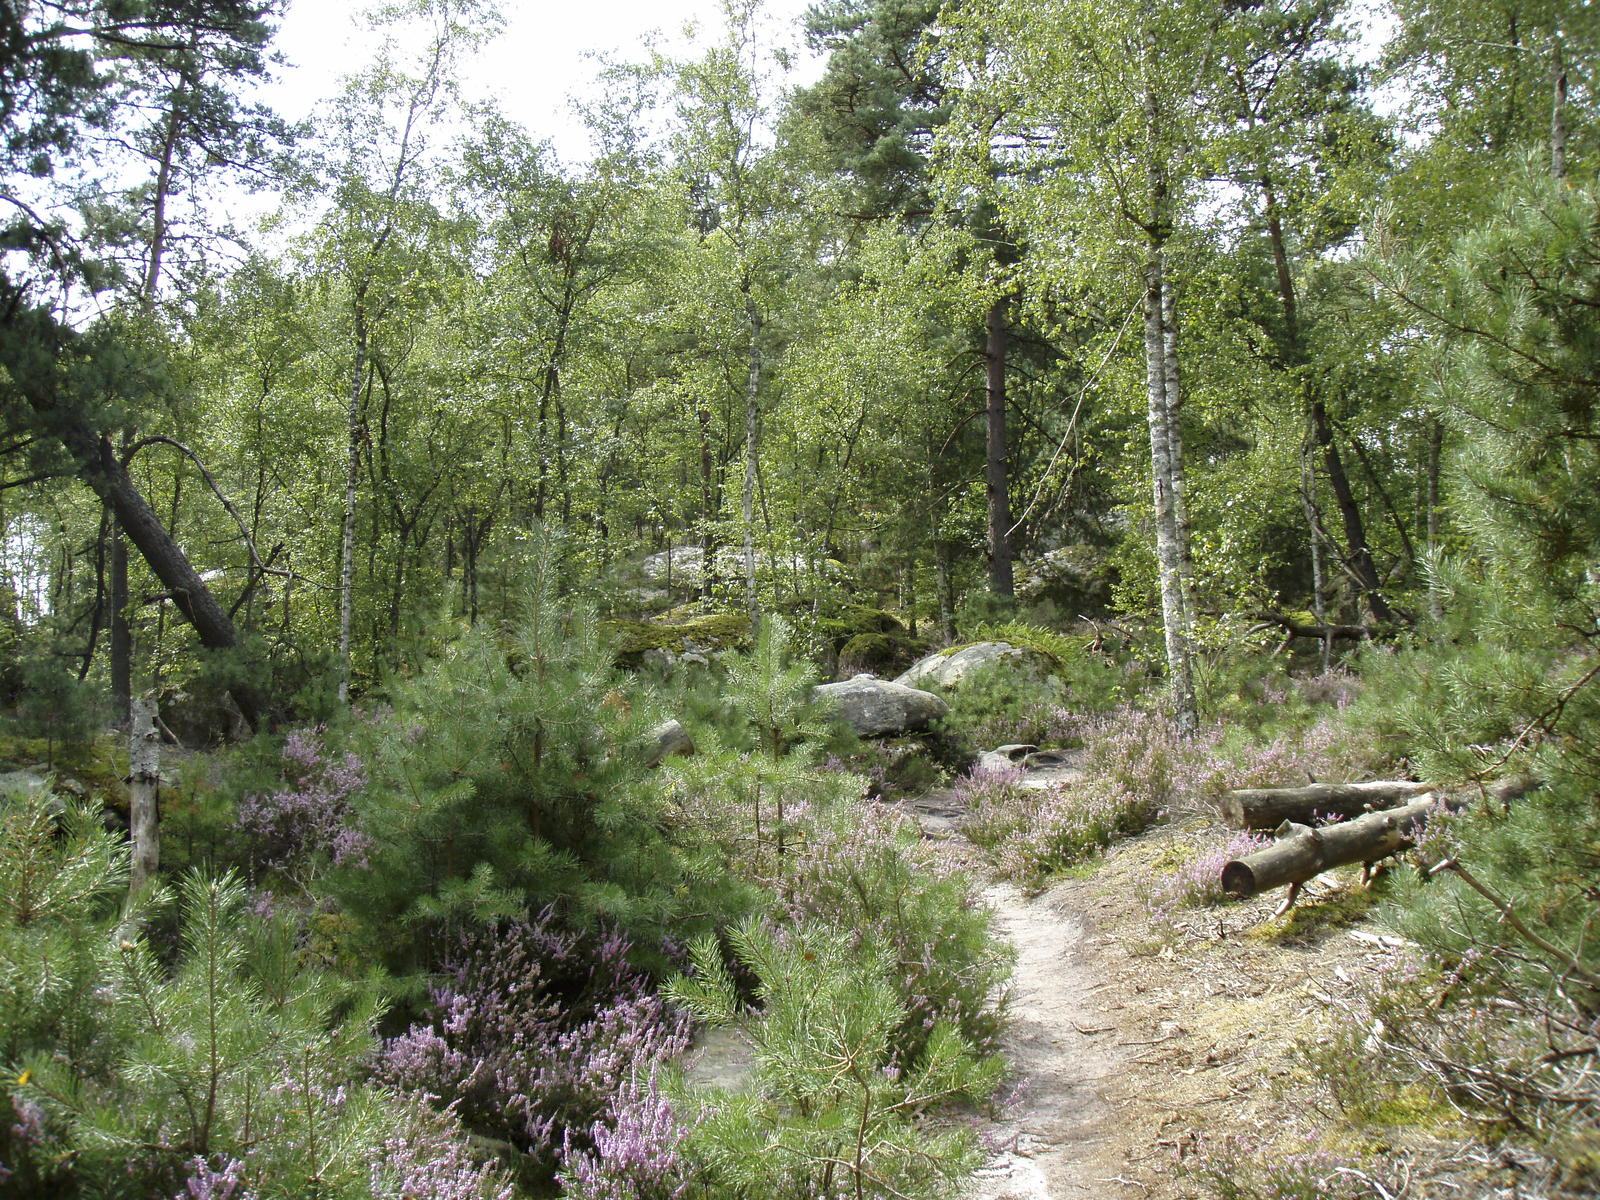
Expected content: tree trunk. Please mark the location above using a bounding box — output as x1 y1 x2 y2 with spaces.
1161 276 1194 635
1552 36 1568 180
1222 796 1440 899
1219 780 1437 830
1144 252 1197 733
699 403 715 605
1302 440 1330 669
110 517 130 718
65 427 267 730
743 292 761 627
1312 394 1393 624
1427 416 1443 624
127 694 160 901
339 321 365 705
986 296 1014 597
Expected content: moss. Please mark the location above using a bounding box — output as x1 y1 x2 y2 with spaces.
958 621 1081 672
601 612 753 666
1370 1084 1454 1128
817 605 906 649
1248 877 1384 944
837 631 926 678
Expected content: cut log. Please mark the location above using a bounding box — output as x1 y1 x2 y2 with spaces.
1221 796 1440 899
1218 780 1437 830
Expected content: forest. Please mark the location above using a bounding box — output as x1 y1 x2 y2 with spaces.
0 0 1595 1196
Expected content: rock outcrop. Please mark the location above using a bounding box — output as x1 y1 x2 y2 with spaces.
813 674 949 737
896 641 1054 690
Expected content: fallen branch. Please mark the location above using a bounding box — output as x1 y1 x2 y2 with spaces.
1221 796 1443 901
1249 613 1376 643
1219 780 1437 829
1428 857 1600 992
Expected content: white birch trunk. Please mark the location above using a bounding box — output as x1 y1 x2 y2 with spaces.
127 695 160 901
1161 276 1195 637
339 325 364 705
1145 252 1198 733
743 294 761 628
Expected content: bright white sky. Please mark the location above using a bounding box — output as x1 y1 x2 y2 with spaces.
261 0 828 164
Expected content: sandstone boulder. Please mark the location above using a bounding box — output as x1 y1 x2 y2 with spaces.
813 674 949 737
895 640 1054 690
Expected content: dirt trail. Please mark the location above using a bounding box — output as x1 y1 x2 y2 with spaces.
968 884 1125 1200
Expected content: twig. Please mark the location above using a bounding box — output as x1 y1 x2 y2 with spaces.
1429 857 1600 991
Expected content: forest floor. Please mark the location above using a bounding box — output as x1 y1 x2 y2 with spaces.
899 786 1474 1200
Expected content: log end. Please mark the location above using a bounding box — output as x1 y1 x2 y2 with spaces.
1217 796 1246 829
1221 859 1257 899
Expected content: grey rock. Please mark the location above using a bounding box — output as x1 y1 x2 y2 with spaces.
647 719 696 767
813 674 949 737
0 770 48 798
639 546 706 585
976 743 1038 773
895 641 1053 690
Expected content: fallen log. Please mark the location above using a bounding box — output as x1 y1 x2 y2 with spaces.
1219 780 1437 830
1221 796 1440 909
1250 614 1376 642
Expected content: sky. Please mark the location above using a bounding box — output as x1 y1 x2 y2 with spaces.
260 0 829 165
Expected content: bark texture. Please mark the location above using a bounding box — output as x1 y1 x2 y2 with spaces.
743 292 761 626
1144 253 1196 732
1221 796 1440 898
127 695 160 900
1219 780 1437 830
986 295 1014 597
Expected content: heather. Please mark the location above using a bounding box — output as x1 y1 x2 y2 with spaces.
960 689 1383 883
374 914 692 1185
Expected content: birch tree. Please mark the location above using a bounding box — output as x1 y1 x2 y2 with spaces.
938 0 1216 729
310 0 493 703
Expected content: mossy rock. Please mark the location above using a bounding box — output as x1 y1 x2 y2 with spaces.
817 605 906 649
0 732 130 811
601 612 753 667
837 631 926 679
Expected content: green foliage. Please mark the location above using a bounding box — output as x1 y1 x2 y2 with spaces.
0 780 502 1198
930 661 1072 753
10 651 104 765
775 799 1014 1061
668 917 1001 1200
338 536 738 973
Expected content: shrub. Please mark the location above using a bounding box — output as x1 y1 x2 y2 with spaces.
237 725 372 898
930 661 1075 753
1173 1131 1412 1200
375 913 692 1183
667 918 1002 1200
0 783 471 1199
1142 830 1271 932
558 1067 692 1200
766 798 1013 1060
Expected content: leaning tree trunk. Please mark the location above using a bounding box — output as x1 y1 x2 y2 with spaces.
986 295 1014 598
69 427 269 731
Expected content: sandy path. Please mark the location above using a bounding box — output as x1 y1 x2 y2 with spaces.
969 884 1125 1200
